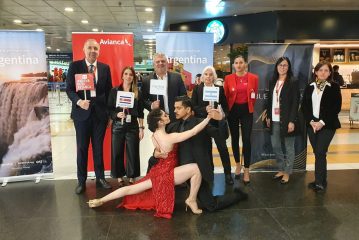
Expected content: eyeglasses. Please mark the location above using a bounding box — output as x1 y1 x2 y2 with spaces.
278 64 289 68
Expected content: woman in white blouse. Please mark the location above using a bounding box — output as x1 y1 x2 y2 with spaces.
266 57 300 184
302 61 342 192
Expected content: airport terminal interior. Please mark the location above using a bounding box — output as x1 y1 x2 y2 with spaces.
1 1 359 240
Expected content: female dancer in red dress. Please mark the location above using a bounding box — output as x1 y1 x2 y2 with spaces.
88 108 217 219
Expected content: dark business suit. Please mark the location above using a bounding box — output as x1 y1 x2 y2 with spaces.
191 83 231 175
142 72 187 121
302 81 341 187
167 116 243 211
266 78 300 137
66 59 112 184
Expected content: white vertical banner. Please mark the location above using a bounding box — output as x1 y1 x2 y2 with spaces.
0 31 53 182
156 32 214 90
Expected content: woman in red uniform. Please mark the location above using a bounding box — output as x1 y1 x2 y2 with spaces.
224 55 258 184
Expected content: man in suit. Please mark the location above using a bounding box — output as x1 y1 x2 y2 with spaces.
156 96 247 211
66 39 113 194
142 53 187 122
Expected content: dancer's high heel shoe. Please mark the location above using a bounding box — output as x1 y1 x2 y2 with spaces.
88 199 104 208
185 199 202 215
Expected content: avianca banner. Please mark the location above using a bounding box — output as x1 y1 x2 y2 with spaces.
0 30 53 181
156 32 214 91
72 32 134 172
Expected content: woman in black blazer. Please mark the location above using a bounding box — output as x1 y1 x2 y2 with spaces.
302 61 342 192
266 57 300 184
191 66 233 185
107 67 144 186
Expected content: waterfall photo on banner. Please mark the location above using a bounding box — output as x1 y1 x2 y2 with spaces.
0 30 53 179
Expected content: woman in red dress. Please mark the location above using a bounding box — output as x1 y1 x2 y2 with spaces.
88 108 217 219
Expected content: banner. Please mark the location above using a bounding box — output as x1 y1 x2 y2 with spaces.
248 44 314 170
47 52 72 83
71 32 134 172
0 31 53 181
156 32 214 92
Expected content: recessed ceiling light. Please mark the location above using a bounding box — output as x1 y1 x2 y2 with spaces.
47 46 51 49
147 29 153 32
36 28 43 31
145 8 153 12
81 20 88 24
13 19 22 24
64 7 74 12
146 20 153 24
92 28 99 32
56 49 60 51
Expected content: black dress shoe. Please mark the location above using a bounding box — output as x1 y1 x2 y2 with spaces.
225 174 234 185
96 179 112 189
75 183 86 194
308 181 326 192
234 174 241 180
243 180 250 185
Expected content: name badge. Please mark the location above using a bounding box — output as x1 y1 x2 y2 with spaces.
250 91 256 99
90 90 96 97
274 108 280 115
126 114 132 123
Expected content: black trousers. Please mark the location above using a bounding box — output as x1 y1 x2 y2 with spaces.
307 127 335 186
74 112 107 184
111 121 140 178
207 126 232 174
228 103 253 167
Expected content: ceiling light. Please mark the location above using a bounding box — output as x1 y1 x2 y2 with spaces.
147 29 153 32
81 20 88 24
13 19 22 24
36 28 43 31
64 7 74 12
92 28 99 32
56 49 60 51
234 14 237 16
47 46 51 49
146 20 153 24
145 8 153 12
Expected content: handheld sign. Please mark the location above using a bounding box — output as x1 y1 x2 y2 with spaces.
116 91 135 108
203 86 219 102
150 79 166 96
75 74 95 92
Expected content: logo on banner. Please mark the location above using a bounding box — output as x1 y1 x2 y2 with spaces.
203 86 219 102
99 38 132 46
150 79 166 95
75 74 95 91
116 91 134 108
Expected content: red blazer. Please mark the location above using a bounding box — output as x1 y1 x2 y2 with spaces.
224 72 259 113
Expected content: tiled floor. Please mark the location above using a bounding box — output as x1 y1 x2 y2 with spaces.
1 91 359 240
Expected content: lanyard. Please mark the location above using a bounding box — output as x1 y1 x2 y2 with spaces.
275 80 284 103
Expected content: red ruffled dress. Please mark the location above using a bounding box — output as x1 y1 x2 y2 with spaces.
118 145 178 219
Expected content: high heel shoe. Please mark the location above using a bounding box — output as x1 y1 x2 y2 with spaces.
88 199 104 208
243 168 250 185
185 199 202 215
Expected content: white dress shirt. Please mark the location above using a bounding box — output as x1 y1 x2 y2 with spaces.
311 81 331 125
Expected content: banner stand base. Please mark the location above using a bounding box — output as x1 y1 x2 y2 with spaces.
1 178 8 187
0 173 53 186
35 176 41 184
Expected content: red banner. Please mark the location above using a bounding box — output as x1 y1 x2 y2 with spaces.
72 32 134 172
